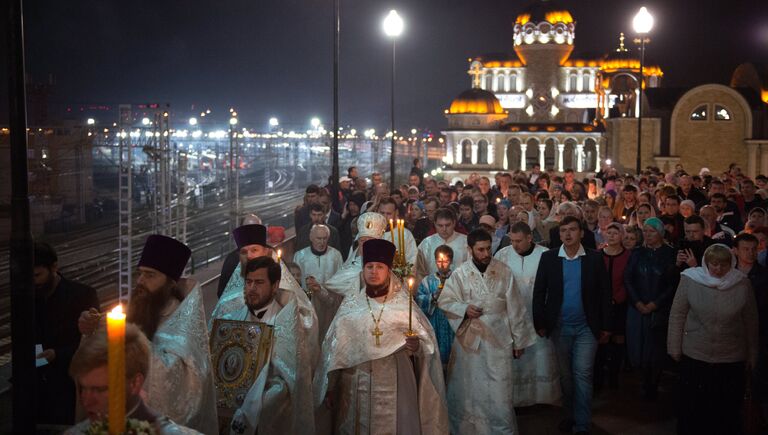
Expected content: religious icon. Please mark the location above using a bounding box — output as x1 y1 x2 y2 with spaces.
210 319 274 432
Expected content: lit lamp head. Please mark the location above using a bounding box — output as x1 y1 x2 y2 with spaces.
633 7 654 34
383 9 404 38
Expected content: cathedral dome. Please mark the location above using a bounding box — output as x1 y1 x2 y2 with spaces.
515 0 573 26
448 88 505 115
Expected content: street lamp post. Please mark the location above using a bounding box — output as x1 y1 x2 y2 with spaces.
633 6 653 175
332 0 340 191
228 114 239 233
383 10 403 191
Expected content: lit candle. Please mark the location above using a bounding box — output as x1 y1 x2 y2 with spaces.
399 219 406 263
276 249 282 264
407 277 415 334
496 197 501 204
107 304 126 435
389 219 395 244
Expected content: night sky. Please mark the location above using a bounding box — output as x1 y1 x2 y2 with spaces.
3 0 768 131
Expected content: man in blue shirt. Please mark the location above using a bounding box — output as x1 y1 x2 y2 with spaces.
533 216 612 435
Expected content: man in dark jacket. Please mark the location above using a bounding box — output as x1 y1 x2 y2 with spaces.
532 216 611 435
34 242 100 425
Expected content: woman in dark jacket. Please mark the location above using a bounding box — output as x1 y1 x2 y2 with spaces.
624 217 677 399
595 222 633 390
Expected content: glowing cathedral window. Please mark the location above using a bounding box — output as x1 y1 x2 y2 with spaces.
690 105 707 121
714 105 731 121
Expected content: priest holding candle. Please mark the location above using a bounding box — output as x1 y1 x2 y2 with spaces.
65 321 201 434
314 239 449 434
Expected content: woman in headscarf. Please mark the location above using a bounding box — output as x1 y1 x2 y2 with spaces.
623 217 677 400
667 244 758 435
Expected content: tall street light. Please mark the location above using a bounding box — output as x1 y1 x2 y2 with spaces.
332 0 340 191
633 6 653 175
383 9 403 190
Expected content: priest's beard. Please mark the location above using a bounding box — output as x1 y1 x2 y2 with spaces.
365 278 390 298
128 279 183 340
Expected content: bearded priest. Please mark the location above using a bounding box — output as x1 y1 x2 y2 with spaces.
221 256 318 435
438 229 538 435
78 235 217 434
314 239 449 434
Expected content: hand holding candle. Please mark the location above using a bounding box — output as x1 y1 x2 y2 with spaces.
107 304 126 435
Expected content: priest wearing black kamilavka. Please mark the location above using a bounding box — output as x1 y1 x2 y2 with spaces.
78 235 217 434
314 239 449 434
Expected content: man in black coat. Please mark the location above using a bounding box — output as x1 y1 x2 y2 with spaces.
33 242 100 425
532 216 611 435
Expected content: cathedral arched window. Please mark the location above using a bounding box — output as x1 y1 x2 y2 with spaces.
714 105 732 121
582 73 591 92
568 74 578 93
509 74 517 92
461 139 472 164
484 74 494 91
477 140 488 165
690 105 707 121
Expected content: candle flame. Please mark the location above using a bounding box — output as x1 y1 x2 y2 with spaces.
111 304 123 316
277 249 282 257
408 277 414 288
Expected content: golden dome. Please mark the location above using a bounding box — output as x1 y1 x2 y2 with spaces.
515 0 573 25
448 89 505 115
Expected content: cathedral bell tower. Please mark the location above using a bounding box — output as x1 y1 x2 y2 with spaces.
513 0 575 122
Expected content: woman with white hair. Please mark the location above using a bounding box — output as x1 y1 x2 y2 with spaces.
667 244 758 435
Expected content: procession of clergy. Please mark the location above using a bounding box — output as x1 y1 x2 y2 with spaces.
69 205 597 435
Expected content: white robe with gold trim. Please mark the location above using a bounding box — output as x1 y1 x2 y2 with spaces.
438 259 537 435
222 285 318 435
314 279 450 435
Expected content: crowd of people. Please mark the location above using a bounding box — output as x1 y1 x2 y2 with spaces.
31 157 768 435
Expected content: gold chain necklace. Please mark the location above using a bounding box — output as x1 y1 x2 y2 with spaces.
365 292 388 346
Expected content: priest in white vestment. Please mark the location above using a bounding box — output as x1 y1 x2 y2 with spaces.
211 224 303 324
494 222 561 406
314 239 450 435
439 229 537 435
79 235 217 434
220 256 318 435
378 198 418 265
416 207 468 282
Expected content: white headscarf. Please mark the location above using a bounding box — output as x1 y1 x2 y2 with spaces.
680 243 746 290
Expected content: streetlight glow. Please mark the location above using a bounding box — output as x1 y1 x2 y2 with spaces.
229 117 238 126
311 117 321 128
86 118 95 125
633 7 654 34
141 117 150 126
269 117 279 127
383 10 404 37
189 117 198 126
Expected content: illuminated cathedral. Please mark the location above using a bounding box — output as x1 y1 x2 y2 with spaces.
442 0 768 177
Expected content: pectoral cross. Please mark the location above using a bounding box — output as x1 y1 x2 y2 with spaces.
372 327 383 346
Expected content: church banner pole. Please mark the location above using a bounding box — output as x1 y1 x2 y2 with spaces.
7 0 37 431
